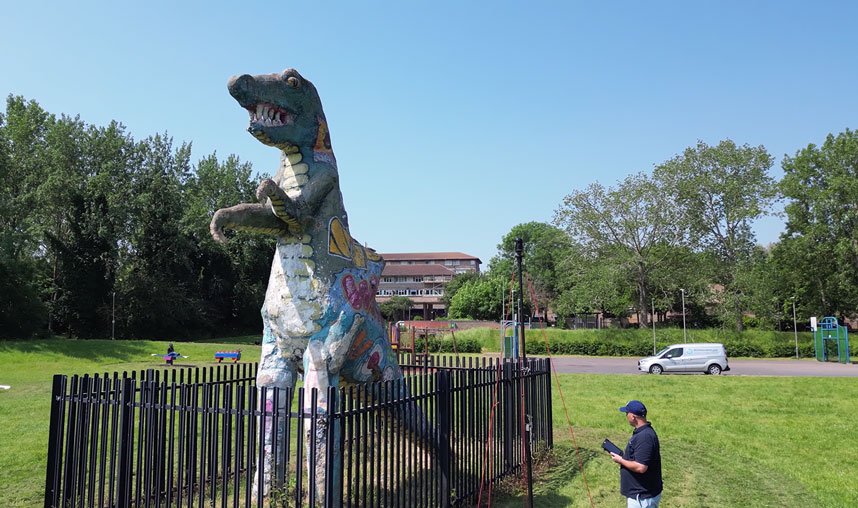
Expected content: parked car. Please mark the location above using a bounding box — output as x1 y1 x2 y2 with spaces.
638 343 730 375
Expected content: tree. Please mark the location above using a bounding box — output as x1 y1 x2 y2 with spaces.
655 140 776 330
553 172 686 327
440 271 480 309
494 222 576 320
184 153 274 333
121 134 205 337
0 97 55 337
553 250 633 322
777 129 858 318
380 296 414 322
0 96 274 339
447 275 506 321
734 245 791 329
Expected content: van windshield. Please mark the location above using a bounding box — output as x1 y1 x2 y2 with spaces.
653 347 670 357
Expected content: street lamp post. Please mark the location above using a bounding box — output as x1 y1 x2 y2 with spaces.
792 297 798 359
680 289 687 343
112 291 116 340
514 238 534 508
651 298 657 355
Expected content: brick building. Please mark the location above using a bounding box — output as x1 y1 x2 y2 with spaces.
376 252 482 319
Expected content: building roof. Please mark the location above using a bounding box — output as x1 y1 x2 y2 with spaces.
382 264 454 276
376 296 446 305
381 252 482 263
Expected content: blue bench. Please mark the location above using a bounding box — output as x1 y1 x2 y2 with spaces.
214 350 241 363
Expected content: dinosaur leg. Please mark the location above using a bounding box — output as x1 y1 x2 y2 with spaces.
301 313 364 506
253 336 302 499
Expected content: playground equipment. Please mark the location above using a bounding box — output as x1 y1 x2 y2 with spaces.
214 350 241 363
150 351 187 365
814 316 851 364
501 319 519 358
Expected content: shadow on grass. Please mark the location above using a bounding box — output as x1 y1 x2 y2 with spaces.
490 444 597 507
0 338 159 363
185 334 261 345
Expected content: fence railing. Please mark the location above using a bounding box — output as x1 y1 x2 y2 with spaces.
45 356 552 507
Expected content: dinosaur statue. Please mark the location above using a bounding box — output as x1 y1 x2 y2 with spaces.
210 69 409 502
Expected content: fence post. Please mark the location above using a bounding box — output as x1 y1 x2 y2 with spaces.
545 358 554 448
503 361 514 469
43 375 66 508
117 376 135 507
437 370 451 507
324 387 338 508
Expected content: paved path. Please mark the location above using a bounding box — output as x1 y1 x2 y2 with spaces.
541 356 858 376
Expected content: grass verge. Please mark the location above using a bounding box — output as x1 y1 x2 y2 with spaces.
2 339 856 507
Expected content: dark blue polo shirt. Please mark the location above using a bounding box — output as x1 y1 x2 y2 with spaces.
620 422 663 498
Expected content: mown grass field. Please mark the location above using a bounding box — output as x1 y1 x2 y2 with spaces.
2 339 856 507
0 338 262 508
497 373 858 507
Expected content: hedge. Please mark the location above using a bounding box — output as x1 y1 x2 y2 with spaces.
438 327 853 359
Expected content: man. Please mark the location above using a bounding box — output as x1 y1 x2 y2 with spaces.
610 400 663 507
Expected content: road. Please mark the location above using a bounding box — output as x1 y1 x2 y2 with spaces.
541 356 858 376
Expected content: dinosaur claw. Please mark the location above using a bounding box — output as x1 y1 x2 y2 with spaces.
256 179 279 204
210 210 229 243
212 227 228 244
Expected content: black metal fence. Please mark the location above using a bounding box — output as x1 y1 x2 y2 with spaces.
44 355 552 507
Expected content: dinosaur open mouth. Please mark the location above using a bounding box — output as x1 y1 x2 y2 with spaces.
246 103 294 127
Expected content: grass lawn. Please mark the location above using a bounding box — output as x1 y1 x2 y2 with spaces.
496 373 858 507
0 338 262 508
2 339 856 507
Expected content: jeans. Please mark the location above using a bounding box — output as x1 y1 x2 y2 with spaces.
627 493 661 508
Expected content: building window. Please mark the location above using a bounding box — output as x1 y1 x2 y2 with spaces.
413 276 423 282
383 277 394 283
409 289 418 296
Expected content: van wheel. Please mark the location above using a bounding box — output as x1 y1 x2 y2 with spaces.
649 364 663 375
707 364 722 375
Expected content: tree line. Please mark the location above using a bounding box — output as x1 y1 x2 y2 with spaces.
3 96 856 337
446 132 858 331
0 96 274 339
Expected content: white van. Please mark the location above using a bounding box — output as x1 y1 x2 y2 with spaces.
638 343 730 375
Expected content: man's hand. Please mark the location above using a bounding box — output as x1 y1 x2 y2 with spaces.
610 452 648 473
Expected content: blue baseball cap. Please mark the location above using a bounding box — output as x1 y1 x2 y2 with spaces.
619 400 647 417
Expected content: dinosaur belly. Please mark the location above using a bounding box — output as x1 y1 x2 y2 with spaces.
262 237 325 344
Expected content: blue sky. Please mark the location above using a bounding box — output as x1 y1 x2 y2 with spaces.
3 2 857 265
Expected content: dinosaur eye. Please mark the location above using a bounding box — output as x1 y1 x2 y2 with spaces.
287 76 301 88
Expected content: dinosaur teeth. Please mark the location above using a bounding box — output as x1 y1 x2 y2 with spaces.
247 103 289 127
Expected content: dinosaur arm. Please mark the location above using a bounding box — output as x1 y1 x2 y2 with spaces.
257 179 297 220
209 202 289 243
326 313 365 373
257 169 337 219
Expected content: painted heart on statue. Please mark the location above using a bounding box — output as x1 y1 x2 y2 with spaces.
342 274 373 310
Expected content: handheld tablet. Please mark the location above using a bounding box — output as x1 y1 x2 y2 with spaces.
602 438 623 456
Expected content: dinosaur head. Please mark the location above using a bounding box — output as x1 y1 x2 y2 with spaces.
228 69 330 153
